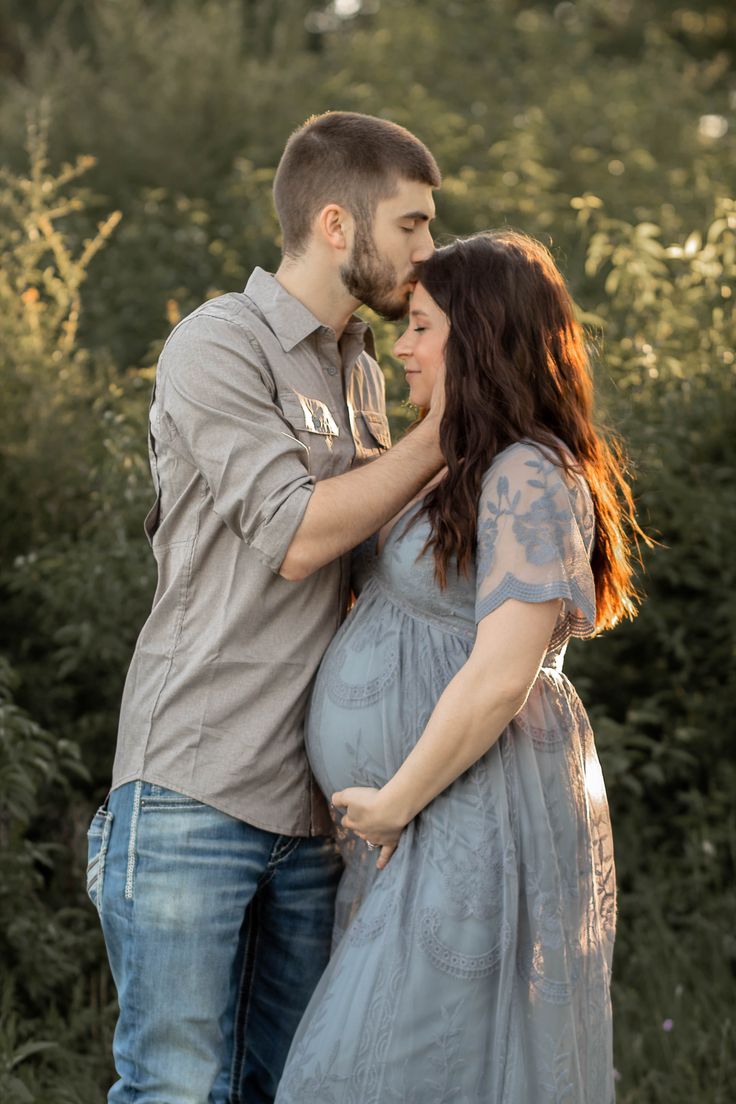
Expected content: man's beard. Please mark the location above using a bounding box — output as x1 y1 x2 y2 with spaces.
340 220 412 321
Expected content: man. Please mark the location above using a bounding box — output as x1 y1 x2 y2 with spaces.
87 112 443 1103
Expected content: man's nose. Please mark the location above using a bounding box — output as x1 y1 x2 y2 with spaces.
411 227 435 263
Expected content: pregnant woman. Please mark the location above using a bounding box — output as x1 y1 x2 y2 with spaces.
275 230 646 1104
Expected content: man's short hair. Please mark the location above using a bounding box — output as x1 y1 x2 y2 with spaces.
273 112 441 257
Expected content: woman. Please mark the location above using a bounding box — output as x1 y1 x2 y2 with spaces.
275 231 645 1104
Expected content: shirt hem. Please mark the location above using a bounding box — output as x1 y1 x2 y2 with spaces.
110 770 332 838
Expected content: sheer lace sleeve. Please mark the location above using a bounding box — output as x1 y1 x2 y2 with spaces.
475 441 596 647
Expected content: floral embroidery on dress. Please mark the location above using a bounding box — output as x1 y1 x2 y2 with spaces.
418 907 511 980
475 443 597 644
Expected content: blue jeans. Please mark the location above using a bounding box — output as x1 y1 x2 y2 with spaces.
86 781 342 1103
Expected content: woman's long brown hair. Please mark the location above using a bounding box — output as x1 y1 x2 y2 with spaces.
415 230 649 632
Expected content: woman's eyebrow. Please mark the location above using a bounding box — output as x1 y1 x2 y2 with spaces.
410 309 430 318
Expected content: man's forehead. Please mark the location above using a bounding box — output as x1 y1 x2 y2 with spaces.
380 179 436 220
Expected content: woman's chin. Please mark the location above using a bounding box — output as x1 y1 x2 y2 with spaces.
409 389 430 410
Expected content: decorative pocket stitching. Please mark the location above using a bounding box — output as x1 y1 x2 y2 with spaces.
86 807 113 914
124 780 143 901
139 795 208 810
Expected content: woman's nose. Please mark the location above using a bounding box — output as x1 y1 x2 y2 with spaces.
393 333 410 359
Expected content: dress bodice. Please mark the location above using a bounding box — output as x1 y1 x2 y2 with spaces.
352 502 477 641
352 436 596 661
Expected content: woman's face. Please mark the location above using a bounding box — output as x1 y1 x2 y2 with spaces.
393 282 449 409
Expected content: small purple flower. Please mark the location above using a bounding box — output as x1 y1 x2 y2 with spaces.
613 1069 622 1083
662 1018 674 1032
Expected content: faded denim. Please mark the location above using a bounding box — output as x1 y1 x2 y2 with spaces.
87 780 342 1104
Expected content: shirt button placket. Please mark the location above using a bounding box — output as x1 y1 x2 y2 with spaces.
319 328 339 376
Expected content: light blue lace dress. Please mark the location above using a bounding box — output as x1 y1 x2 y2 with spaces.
275 441 616 1104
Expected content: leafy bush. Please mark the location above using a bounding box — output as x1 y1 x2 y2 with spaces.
0 656 116 1102
0 1 733 1098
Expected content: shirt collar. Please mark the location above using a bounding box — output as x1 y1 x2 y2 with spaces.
243 267 370 355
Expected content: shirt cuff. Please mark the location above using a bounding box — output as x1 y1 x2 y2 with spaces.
250 481 313 574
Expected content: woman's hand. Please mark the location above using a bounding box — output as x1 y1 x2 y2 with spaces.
332 786 406 870
423 360 446 424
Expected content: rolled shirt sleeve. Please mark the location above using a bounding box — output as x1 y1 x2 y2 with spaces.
158 312 314 572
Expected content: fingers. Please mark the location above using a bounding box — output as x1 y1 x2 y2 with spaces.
376 843 397 870
428 361 446 418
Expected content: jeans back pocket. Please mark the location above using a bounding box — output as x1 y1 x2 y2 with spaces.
86 805 114 914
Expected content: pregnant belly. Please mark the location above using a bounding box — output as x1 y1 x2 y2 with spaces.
305 588 472 800
305 627 400 799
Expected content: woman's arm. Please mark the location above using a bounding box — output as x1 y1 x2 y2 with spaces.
334 596 561 866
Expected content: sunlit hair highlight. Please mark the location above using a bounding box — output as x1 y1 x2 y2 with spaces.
414 230 650 633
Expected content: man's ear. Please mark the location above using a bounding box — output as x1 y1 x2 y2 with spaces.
316 203 352 253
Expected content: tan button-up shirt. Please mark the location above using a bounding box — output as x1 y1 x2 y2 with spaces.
112 268 391 834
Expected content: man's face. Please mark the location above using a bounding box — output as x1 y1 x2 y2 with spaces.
339 179 436 321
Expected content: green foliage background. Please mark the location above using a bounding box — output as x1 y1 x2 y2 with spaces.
0 1 734 1099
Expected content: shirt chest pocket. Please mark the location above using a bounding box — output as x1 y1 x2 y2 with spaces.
279 390 343 462
350 407 391 460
